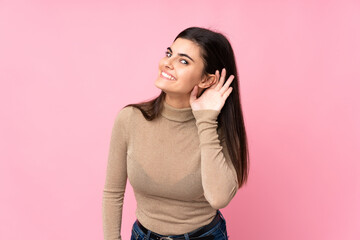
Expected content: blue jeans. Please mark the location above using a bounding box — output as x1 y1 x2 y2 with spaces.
130 210 229 240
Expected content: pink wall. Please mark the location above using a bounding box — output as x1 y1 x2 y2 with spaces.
1 0 359 239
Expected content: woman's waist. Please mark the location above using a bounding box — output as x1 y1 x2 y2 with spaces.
135 207 217 235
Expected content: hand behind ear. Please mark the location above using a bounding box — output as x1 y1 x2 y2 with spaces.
190 68 234 111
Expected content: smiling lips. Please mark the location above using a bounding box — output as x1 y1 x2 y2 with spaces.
161 71 176 81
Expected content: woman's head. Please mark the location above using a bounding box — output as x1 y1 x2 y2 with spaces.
155 37 210 96
155 27 239 102
174 27 238 86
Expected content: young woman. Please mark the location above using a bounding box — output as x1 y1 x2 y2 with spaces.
102 26 249 240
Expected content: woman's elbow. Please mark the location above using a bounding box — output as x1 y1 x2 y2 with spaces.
209 198 231 209
204 192 234 209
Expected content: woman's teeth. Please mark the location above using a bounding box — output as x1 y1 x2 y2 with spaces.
161 71 176 81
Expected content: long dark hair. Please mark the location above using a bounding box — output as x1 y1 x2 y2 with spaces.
126 27 249 188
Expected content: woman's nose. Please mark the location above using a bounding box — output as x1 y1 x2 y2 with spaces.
164 57 174 69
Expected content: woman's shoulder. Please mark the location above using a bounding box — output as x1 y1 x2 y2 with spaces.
115 105 132 119
114 105 143 123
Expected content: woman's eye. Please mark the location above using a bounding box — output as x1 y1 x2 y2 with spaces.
180 59 188 64
165 51 171 57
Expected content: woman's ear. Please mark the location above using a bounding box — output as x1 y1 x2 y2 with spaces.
198 73 217 89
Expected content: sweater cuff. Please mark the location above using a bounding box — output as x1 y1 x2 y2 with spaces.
192 109 220 123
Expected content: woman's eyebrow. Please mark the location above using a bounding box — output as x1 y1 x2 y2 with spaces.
167 47 195 62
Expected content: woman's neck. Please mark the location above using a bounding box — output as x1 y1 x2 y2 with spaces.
164 93 191 109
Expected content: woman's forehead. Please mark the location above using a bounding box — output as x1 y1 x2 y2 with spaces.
170 38 202 60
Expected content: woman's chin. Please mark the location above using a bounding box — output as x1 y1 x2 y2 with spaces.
154 78 169 91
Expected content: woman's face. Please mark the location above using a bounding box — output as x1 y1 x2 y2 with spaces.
155 38 207 97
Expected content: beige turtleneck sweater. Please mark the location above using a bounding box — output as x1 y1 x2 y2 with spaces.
102 100 238 240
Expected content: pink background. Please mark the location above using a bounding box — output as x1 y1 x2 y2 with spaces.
1 0 359 239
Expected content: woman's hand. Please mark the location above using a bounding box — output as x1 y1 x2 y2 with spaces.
190 68 234 111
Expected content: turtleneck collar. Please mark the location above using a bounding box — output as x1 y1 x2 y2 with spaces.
160 100 195 122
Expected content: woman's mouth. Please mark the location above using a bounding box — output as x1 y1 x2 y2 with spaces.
161 71 176 81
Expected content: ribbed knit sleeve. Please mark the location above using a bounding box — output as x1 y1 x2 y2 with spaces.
192 109 238 209
102 107 132 240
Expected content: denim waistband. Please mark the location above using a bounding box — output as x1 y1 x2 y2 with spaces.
133 210 226 240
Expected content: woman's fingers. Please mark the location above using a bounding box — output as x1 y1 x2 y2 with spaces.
220 74 234 95
209 68 234 98
215 68 226 91
222 87 233 100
